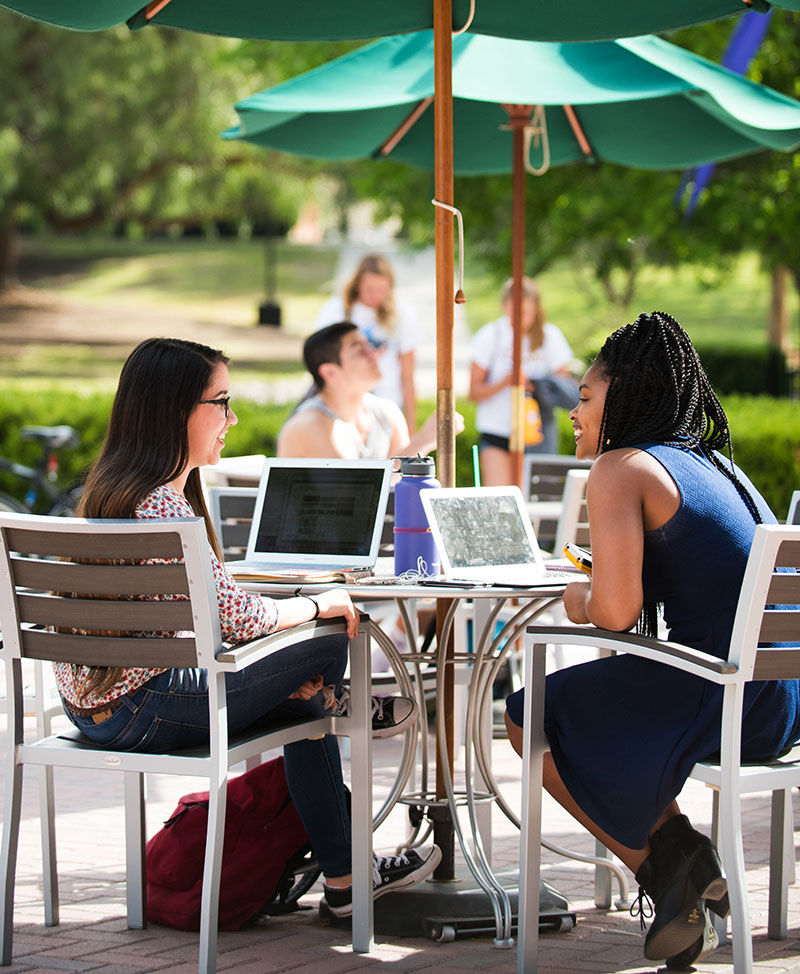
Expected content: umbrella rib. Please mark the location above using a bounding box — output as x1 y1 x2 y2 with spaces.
563 104 593 159
145 0 174 19
375 97 434 157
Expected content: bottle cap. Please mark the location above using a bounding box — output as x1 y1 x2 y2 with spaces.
398 454 436 477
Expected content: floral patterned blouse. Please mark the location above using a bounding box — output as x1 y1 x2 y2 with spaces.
54 484 278 708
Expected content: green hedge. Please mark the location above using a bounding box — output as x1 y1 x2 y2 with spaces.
579 345 789 397
693 345 790 397
0 386 797 519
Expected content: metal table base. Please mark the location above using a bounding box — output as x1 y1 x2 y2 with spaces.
321 867 576 943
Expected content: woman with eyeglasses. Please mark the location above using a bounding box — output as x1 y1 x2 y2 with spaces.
56 337 440 916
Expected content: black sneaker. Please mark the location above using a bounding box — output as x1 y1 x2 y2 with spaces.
335 691 418 739
323 844 442 918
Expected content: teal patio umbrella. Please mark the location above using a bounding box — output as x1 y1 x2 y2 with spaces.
225 28 800 479
227 29 800 178
2 0 798 40
2 0 798 487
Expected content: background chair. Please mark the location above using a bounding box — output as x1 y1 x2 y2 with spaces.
0 512 373 974
518 523 800 974
553 469 591 555
522 453 593 553
200 454 266 489
207 485 259 561
787 490 800 526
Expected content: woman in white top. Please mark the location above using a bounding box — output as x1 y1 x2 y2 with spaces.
315 254 423 430
469 278 575 486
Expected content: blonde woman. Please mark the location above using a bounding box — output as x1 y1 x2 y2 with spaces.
315 254 423 430
469 278 575 486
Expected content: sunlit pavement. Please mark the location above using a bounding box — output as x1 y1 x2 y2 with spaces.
2 704 800 974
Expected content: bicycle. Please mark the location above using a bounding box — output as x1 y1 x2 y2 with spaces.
0 425 83 515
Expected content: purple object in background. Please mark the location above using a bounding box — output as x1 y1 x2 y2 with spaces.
394 455 441 578
678 9 773 218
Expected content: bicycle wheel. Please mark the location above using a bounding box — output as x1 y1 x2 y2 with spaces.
47 484 83 517
0 491 27 514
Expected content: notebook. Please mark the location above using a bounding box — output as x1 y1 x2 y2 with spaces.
228 457 393 579
420 486 576 588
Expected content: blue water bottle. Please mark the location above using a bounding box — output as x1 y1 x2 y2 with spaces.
393 455 441 577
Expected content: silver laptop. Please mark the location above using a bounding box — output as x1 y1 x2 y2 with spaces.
229 457 393 574
420 486 575 587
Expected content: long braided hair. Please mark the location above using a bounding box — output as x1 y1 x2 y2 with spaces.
592 311 762 636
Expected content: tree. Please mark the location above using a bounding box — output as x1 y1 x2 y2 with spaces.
348 13 800 334
0 16 355 290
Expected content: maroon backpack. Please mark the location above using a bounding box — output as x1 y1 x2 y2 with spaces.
145 755 312 930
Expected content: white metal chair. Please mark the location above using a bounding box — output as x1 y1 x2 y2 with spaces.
552 469 591 555
787 490 800 526
522 454 593 553
207 485 259 561
200 454 266 489
0 652 62 926
0 512 373 974
518 524 800 974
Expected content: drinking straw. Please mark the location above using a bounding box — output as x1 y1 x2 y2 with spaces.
472 444 481 487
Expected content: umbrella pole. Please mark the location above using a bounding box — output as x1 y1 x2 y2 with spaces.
505 106 530 490
433 0 456 882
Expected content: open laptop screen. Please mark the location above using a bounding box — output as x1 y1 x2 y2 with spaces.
252 465 386 559
424 491 539 570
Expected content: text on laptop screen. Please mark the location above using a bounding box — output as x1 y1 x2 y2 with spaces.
426 494 537 569
254 467 384 557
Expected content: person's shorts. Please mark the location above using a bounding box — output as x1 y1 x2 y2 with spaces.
479 432 510 452
478 433 539 454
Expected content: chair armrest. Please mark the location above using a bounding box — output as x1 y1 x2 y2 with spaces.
526 624 738 683
217 614 369 670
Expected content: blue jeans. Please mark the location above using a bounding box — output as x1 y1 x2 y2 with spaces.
64 633 352 876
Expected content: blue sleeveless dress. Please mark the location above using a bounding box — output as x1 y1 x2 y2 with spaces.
507 444 800 849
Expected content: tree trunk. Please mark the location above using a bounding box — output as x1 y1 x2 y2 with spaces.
0 212 17 294
768 265 789 350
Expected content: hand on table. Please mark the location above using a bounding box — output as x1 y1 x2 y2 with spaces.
315 589 359 638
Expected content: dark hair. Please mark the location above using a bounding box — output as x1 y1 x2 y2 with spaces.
74 338 229 701
78 337 228 531
592 311 762 635
303 321 358 388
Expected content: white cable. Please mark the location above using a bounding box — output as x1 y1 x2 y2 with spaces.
431 199 465 296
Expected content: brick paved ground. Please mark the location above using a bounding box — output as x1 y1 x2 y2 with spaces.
2 707 800 974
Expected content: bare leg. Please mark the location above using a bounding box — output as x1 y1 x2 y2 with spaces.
505 711 680 874
479 446 514 487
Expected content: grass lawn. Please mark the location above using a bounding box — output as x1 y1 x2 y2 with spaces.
463 253 797 357
8 236 798 393
16 236 340 334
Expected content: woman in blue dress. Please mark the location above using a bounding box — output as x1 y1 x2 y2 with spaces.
505 311 800 968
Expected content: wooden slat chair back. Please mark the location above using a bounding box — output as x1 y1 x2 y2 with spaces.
523 453 593 551
207 485 258 561
0 512 373 973
553 469 591 554
517 524 800 974
379 487 395 558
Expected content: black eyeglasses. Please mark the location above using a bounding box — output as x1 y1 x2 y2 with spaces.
198 396 231 419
